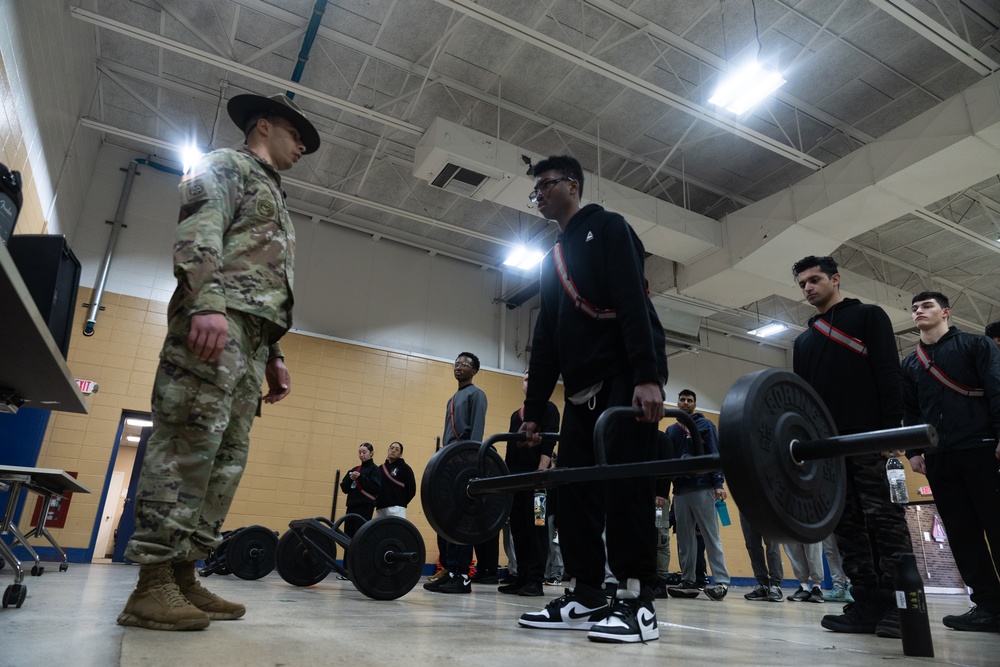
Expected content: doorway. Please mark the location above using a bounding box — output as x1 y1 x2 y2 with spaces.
91 410 150 562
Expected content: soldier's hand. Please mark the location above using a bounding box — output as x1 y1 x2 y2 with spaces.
908 455 927 476
633 382 664 423
188 312 228 363
264 357 291 404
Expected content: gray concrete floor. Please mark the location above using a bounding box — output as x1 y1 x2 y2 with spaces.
0 563 995 666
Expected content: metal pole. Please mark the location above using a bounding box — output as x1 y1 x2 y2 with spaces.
83 160 139 336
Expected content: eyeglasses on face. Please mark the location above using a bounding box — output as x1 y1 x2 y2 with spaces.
454 361 474 369
528 177 575 203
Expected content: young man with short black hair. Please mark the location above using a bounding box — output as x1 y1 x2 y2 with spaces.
790 255 912 638
425 352 488 595
517 155 668 644
665 389 730 601
986 321 1000 348
903 292 1000 633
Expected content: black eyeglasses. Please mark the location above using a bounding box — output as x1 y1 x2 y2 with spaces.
528 177 575 203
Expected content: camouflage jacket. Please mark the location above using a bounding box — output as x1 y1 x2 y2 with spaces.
171 147 295 354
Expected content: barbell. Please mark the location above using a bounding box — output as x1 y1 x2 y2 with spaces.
198 525 278 580
421 369 937 544
275 514 426 600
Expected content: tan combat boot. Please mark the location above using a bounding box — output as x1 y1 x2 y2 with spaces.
117 561 211 630
173 560 246 620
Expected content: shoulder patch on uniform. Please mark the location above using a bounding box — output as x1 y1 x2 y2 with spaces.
257 198 276 217
585 230 594 242
179 162 218 205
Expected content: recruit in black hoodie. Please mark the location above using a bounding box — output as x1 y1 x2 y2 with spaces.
793 298 903 433
525 204 667 423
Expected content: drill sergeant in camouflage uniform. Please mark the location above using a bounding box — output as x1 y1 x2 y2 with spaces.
118 93 319 631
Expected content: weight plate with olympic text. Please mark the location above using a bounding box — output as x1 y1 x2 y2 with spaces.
719 369 845 543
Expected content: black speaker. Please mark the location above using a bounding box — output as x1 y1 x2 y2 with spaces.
6 235 81 359
0 162 22 245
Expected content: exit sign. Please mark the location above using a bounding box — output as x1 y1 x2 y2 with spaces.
918 486 932 496
75 379 99 395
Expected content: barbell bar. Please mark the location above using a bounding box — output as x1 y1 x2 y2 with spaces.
421 369 937 545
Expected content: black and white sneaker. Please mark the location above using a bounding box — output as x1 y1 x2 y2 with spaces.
519 579 610 631
588 579 659 643
666 581 700 598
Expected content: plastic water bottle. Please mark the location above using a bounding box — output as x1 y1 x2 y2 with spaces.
886 454 909 504
533 490 546 526
655 505 665 528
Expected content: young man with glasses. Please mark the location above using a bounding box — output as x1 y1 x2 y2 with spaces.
517 155 668 643
424 352 488 594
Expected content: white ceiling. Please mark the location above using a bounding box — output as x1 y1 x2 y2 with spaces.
68 0 1000 353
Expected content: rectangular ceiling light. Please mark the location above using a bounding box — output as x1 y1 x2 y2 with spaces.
125 418 153 427
747 322 788 338
503 246 544 271
709 62 786 114
126 435 141 443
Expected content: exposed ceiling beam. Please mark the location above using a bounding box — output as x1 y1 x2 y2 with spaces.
78 117 518 252
869 0 999 75
584 0 877 145
229 0 753 206
430 0 826 169
71 7 423 136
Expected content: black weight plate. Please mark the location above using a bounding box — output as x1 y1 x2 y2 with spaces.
346 517 426 600
275 527 335 587
226 525 278 580
420 441 512 545
719 369 845 543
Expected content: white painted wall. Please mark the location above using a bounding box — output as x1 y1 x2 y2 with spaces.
0 0 100 240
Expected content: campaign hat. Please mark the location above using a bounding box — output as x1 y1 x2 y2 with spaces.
227 93 320 154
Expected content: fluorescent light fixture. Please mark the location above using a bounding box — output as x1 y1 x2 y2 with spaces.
181 143 204 174
503 246 544 270
709 62 786 114
126 436 141 443
747 322 788 338
125 418 153 427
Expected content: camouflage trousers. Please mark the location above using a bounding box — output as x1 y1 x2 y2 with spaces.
125 310 269 564
833 452 912 589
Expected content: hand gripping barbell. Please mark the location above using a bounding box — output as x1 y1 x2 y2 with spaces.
421 369 937 544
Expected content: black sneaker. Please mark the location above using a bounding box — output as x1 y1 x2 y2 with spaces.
588 579 658 643
667 581 700 599
651 580 669 599
498 582 523 595
875 609 901 638
942 606 1000 632
471 574 498 585
437 573 471 594
544 577 562 586
744 584 769 601
808 586 825 603
821 603 878 634
519 580 610 631
787 586 811 602
767 585 783 602
704 584 728 601
518 581 544 597
498 575 519 585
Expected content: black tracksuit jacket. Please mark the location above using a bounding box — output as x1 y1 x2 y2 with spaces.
901 326 1000 457
525 204 668 422
793 298 903 433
